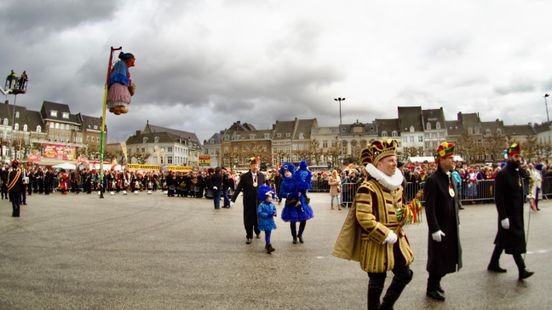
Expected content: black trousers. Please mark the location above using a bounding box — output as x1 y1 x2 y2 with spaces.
290 221 306 238
368 264 413 310
489 243 526 271
9 191 21 217
245 224 260 239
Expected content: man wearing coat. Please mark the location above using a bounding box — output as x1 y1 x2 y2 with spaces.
7 160 24 217
231 158 266 244
333 139 414 310
423 142 462 301
487 143 534 281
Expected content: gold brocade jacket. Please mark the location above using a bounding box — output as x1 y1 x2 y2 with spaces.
332 178 414 273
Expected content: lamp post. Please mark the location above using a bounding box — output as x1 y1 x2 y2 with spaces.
334 97 345 165
334 97 346 125
545 94 550 123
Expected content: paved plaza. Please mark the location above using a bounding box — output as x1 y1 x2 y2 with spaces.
0 191 550 309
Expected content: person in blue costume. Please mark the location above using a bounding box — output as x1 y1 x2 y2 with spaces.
257 184 277 254
107 52 136 115
279 162 314 244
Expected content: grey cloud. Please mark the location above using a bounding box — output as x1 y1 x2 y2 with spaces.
0 0 118 33
494 79 535 95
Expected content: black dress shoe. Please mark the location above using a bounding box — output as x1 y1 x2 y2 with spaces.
437 285 445 294
426 290 445 301
298 236 304 243
519 270 534 281
255 234 260 239
292 238 298 244
487 265 507 273
246 238 252 244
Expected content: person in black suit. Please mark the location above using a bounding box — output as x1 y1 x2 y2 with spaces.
231 158 265 244
487 143 534 281
424 142 463 301
7 160 24 217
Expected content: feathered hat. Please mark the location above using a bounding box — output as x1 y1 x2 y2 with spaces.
279 162 295 176
434 141 455 161
257 184 274 200
361 139 399 166
507 142 521 157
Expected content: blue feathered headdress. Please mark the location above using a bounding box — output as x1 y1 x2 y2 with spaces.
299 160 309 170
279 162 295 176
257 184 274 200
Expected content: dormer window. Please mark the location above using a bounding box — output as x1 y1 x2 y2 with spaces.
23 124 28 132
143 137 148 143
15 111 19 118
410 125 415 132
3 118 7 126
392 130 398 137
62 112 69 119
36 125 41 133
277 133 282 138
381 131 388 137
285 133 291 138
14 123 19 131
50 110 57 117
426 122 431 130
436 122 441 129
299 132 304 139
154 136 160 143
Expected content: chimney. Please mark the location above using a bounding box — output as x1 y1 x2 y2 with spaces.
136 130 141 135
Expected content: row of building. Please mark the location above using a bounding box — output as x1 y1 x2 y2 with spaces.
0 100 549 168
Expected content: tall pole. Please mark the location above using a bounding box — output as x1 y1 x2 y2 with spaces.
545 94 550 123
334 97 345 165
99 46 122 198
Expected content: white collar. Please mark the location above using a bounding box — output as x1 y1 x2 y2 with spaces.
365 163 404 191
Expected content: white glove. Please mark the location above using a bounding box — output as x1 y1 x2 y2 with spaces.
501 218 510 230
382 231 398 244
230 201 234 208
431 230 446 242
213 186 218 190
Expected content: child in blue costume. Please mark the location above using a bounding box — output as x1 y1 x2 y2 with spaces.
279 162 314 244
257 185 277 254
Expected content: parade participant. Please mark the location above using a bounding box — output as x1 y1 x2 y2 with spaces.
1 162 8 200
7 160 24 217
527 163 542 211
328 169 342 210
231 157 265 244
107 52 136 115
257 184 277 254
208 167 223 209
280 161 314 244
487 143 534 281
222 168 233 208
423 142 463 301
333 139 413 310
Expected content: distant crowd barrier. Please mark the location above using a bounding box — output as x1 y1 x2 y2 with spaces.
311 177 551 204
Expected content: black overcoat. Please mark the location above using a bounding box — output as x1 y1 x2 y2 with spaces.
231 171 266 227
494 165 526 254
424 167 463 275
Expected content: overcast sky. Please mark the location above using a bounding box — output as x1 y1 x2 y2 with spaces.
1 0 551 143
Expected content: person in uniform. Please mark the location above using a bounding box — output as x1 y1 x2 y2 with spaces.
423 142 463 301
333 139 414 310
231 158 266 244
487 143 534 281
7 160 24 217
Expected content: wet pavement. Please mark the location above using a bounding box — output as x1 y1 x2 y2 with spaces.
0 191 550 309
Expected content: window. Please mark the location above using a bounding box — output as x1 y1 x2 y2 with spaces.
55 123 60 129
285 133 291 138
299 132 304 139
410 126 415 132
381 131 388 137
50 122 54 129
167 156 173 164
418 136 423 142
250 134 255 140
36 125 41 133
426 122 431 130
391 131 398 137
436 122 441 129
167 147 173 152
323 140 328 148
277 133 282 138
50 110 57 117
154 136 159 143
14 123 19 130
23 124 27 132
409 136 414 143
497 129 502 135
141 148 145 153
15 111 19 119
486 128 491 135
143 137 148 143
93 125 98 130
62 112 69 119
264 133 270 139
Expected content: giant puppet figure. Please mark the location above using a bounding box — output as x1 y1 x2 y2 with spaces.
107 52 136 115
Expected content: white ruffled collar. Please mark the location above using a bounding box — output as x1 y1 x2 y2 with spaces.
365 163 404 191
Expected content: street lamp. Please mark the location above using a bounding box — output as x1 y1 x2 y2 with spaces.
334 97 346 125
545 94 550 123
